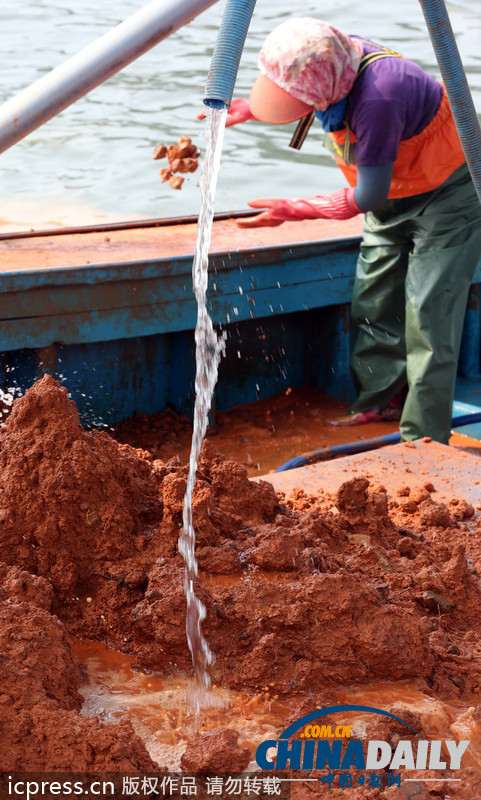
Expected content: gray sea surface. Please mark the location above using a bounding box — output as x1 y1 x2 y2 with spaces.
0 0 480 230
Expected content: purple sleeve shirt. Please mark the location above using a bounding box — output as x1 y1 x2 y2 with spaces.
348 39 443 167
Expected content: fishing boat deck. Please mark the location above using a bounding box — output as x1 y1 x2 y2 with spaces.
0 215 363 272
264 437 481 506
0 211 480 429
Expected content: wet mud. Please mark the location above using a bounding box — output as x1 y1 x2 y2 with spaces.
112 386 400 477
2 376 481 797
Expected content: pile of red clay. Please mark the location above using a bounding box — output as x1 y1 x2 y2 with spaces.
0 562 157 773
2 376 481 798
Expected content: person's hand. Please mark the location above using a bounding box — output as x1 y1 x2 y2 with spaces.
197 98 254 127
235 189 362 228
235 199 294 228
235 197 328 228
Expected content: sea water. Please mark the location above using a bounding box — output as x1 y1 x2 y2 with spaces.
0 0 480 229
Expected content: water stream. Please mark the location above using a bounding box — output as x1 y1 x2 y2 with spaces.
178 105 227 707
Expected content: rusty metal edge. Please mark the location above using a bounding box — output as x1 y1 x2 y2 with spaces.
0 234 363 281
0 210 262 241
0 211 365 246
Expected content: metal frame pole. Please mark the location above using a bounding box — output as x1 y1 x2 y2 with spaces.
0 0 220 156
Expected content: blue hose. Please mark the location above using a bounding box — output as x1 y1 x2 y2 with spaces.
274 409 481 472
203 0 257 108
418 0 481 204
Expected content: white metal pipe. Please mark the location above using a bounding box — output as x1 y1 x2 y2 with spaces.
0 0 220 156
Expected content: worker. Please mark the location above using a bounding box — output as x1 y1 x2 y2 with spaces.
211 18 481 444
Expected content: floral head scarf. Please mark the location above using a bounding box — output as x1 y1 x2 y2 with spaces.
258 18 364 111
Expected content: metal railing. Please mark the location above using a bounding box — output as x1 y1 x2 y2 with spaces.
0 0 220 156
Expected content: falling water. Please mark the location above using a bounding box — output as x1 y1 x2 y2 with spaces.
178 105 227 706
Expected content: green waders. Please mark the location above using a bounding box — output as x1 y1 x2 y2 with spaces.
350 163 481 444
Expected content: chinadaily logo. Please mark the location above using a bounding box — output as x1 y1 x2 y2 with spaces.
255 705 470 792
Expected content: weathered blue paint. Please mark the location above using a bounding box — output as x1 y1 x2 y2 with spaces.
55 336 169 425
1 348 38 406
215 312 310 411
168 330 196 419
459 284 481 379
0 237 360 351
311 304 354 403
0 225 480 425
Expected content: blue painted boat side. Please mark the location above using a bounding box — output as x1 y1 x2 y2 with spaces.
0 237 360 349
0 227 480 426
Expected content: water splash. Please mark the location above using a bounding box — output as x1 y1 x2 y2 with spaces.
178 106 227 706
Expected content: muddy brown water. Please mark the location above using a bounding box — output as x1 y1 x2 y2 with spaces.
74 639 481 790
73 639 295 772
113 386 400 478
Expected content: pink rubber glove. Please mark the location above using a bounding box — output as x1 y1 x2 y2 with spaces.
236 188 362 228
197 98 255 128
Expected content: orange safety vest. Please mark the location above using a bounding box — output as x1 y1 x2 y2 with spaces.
329 87 465 199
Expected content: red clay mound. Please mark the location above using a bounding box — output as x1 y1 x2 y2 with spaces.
0 562 155 772
3 376 481 790
0 374 162 597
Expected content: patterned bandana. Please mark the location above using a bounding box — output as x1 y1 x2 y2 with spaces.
258 18 363 111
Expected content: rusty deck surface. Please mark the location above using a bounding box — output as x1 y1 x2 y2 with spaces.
0 216 363 272
261 438 481 507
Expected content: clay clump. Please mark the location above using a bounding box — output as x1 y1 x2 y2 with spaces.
181 729 251 774
153 135 199 190
0 374 163 599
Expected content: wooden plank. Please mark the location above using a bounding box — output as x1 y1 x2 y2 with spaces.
0 213 478 356
0 273 357 349
262 438 481 507
0 244 359 321
0 236 360 349
0 216 364 272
